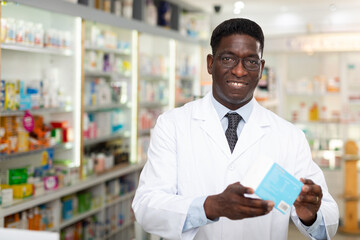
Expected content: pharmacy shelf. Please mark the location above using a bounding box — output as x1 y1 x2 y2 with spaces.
105 191 135 208
178 76 195 82
105 221 134 240
60 185 135 229
140 75 169 82
1 43 73 56
138 129 151 136
85 45 131 56
60 206 103 229
0 162 144 218
10 0 201 45
285 92 341 97
0 106 73 117
84 103 129 112
83 131 131 146
139 102 168 109
85 71 131 79
0 142 74 162
293 120 342 125
349 100 360 105
258 99 279 108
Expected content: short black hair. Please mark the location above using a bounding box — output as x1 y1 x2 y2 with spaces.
210 18 264 57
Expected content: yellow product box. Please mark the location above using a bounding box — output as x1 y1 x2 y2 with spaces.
17 130 29 152
5 82 16 110
4 184 33 198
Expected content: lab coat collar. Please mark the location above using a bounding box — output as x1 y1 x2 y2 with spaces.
193 92 271 158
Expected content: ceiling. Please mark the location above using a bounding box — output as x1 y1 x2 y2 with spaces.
178 0 360 14
174 0 360 37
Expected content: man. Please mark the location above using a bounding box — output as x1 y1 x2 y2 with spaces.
132 18 339 240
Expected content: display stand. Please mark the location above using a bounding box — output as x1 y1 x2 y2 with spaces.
340 140 360 234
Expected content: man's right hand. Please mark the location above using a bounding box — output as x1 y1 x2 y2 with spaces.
204 182 274 220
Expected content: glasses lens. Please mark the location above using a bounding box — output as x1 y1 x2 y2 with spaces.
219 55 238 68
218 54 261 71
243 57 261 71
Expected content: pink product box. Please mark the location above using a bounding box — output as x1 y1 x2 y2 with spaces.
43 176 59 190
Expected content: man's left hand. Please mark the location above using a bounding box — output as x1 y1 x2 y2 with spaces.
294 178 323 226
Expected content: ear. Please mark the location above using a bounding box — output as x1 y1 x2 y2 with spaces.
259 59 266 79
207 54 214 74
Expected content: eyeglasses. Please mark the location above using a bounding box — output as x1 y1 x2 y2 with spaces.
216 53 263 71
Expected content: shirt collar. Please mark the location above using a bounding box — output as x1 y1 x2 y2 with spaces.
211 93 254 123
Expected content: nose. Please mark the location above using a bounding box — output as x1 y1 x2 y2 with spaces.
230 60 248 77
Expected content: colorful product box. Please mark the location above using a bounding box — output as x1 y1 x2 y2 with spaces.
5 82 16 110
0 80 5 110
8 167 28 185
44 175 58 191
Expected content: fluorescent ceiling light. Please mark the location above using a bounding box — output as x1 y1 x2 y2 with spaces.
233 1 244 14
234 1 245 9
233 8 242 14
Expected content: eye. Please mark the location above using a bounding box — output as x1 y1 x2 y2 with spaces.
221 55 236 64
245 58 260 65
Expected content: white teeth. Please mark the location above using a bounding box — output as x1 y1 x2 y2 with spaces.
229 82 245 87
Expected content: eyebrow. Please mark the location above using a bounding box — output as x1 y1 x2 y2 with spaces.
217 51 261 59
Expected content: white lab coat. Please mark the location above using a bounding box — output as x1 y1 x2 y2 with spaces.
132 93 339 240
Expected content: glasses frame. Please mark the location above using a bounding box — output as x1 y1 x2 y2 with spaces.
215 53 264 71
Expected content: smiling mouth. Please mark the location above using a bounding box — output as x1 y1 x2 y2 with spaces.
227 81 248 88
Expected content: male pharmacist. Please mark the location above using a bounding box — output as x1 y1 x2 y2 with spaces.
132 18 339 240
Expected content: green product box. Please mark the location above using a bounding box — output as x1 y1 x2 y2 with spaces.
77 192 91 213
8 168 28 185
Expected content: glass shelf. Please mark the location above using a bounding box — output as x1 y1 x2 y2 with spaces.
84 103 129 112
285 92 340 97
85 71 130 78
178 76 194 81
0 142 74 162
139 102 168 108
60 206 103 229
140 75 169 81
85 45 131 56
1 43 73 56
84 132 131 146
0 106 73 116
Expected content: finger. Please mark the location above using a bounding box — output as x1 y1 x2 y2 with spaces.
301 183 322 196
300 178 315 185
232 182 254 195
237 202 273 218
297 193 322 204
242 197 274 212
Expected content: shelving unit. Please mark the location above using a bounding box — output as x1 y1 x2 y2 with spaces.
175 41 201 107
0 0 203 238
0 162 144 238
137 33 174 162
82 20 135 181
264 34 360 225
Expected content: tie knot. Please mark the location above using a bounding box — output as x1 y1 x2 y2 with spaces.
226 112 241 130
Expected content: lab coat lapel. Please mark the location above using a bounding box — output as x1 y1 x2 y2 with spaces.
232 101 269 158
193 93 230 157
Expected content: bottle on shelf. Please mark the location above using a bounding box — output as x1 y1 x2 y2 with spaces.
145 0 157 26
114 0 122 16
122 0 133 19
309 103 319 121
20 211 28 229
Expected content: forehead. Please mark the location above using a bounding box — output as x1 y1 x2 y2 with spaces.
217 34 261 54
